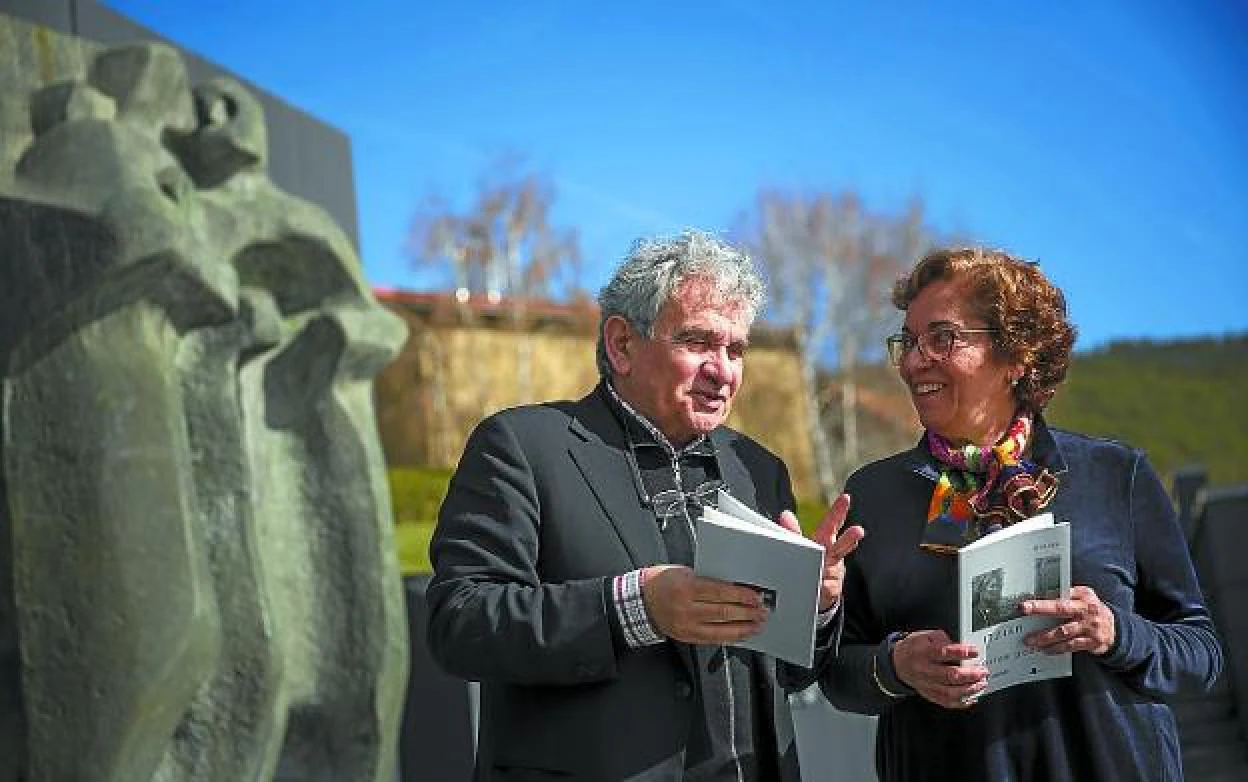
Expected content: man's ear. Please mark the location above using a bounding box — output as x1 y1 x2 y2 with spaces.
603 315 635 376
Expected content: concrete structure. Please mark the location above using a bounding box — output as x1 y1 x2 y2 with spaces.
1 13 407 781
375 289 823 500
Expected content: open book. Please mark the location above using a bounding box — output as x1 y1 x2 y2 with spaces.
958 512 1072 697
694 490 825 667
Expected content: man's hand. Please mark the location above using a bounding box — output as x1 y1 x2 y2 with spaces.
640 565 769 644
1021 585 1116 656
893 629 988 709
777 493 865 612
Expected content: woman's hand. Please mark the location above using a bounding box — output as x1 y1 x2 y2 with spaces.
1021 585 1117 655
893 629 989 709
777 493 865 612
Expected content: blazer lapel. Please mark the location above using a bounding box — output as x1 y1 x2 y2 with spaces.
565 389 667 567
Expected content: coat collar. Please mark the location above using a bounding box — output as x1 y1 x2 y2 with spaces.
904 413 1070 482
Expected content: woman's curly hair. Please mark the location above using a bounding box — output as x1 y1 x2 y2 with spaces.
891 247 1078 412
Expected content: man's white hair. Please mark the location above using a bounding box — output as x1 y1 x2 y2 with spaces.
595 230 765 377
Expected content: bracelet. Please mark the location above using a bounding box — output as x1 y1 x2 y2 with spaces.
871 651 908 699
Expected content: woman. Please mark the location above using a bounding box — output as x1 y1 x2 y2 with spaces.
821 247 1222 781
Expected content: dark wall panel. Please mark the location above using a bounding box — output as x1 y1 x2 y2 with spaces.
1194 489 1248 724
400 576 477 782
0 0 361 252
0 0 71 30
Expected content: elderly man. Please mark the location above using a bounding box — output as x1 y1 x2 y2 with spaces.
426 231 864 781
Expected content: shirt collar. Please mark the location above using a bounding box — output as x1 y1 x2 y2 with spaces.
603 379 711 460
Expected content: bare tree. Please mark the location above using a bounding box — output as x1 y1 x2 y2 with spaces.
833 198 930 472
737 190 933 501
406 158 583 402
736 190 845 501
407 159 582 303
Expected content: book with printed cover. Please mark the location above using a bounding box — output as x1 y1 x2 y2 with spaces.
694 490 825 667
958 511 1072 696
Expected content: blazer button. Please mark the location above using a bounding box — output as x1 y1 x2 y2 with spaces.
674 680 693 700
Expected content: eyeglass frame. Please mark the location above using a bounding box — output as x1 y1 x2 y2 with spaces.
620 425 728 526
884 326 999 366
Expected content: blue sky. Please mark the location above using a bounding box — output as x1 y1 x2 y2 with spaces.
107 0 1247 350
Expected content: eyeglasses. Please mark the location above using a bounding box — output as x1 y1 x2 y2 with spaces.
622 427 727 528
648 480 727 524
885 326 998 366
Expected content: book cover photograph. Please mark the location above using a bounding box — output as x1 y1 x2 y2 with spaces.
957 512 1072 697
694 491 825 667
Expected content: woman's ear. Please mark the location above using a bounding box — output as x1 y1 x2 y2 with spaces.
603 315 635 376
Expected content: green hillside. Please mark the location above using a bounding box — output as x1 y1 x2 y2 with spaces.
1044 334 1247 486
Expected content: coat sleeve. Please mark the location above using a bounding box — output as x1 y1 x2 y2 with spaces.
424 413 621 686
817 545 905 714
1096 451 1224 696
817 469 916 714
772 458 848 693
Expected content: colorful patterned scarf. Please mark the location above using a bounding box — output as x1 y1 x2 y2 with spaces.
920 412 1059 554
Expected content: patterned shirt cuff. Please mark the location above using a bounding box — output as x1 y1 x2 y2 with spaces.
613 570 665 648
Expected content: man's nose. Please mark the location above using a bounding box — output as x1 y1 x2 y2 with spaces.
701 346 734 380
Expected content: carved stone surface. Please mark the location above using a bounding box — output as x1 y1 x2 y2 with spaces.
1 16 408 782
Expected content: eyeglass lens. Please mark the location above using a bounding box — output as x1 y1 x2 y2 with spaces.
886 328 963 365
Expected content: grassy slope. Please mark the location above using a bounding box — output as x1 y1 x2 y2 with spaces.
1044 335 1248 486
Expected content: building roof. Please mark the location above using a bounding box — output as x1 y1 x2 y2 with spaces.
374 288 799 347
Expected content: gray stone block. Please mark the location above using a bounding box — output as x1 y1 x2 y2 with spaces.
1 22 408 782
399 576 478 782
28 80 115 136
1188 486 1248 776
88 43 196 132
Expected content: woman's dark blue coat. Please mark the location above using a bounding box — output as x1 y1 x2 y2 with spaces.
821 417 1223 782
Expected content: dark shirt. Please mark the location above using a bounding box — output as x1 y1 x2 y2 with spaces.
821 417 1223 781
607 386 781 782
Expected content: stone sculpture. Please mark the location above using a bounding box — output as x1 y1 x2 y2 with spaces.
0 32 408 781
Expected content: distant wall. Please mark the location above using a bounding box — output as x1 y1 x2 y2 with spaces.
374 291 820 500
0 0 359 249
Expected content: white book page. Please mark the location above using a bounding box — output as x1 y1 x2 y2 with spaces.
715 490 813 544
716 489 775 529
957 515 1072 695
695 503 825 667
701 507 822 551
